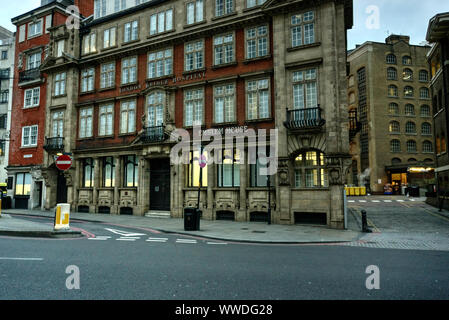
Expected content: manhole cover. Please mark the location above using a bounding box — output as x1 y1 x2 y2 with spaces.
252 230 266 234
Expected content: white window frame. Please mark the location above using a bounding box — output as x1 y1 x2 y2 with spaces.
215 0 234 17
28 19 43 39
51 111 64 138
83 33 97 55
100 62 115 89
99 103 114 136
214 83 236 124
81 68 95 93
292 68 318 110
147 92 165 127
120 100 136 134
27 52 41 70
121 56 138 85
150 8 174 35
56 39 65 57
124 20 139 43
184 88 204 127
24 87 40 108
246 78 270 120
185 40 204 71
103 27 117 49
213 33 235 66
79 107 93 139
245 25 269 59
148 48 173 79
54 72 66 96
186 0 204 25
247 0 267 8
291 11 315 48
22 125 38 147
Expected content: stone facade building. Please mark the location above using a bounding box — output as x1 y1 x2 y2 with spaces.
7 0 81 210
347 35 435 195
38 0 352 229
426 13 449 209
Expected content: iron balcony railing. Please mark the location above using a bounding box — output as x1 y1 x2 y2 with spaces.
349 109 361 141
141 126 165 143
44 137 64 151
284 106 326 130
19 68 41 83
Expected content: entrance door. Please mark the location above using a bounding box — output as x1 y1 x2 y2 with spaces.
150 159 170 211
56 171 68 204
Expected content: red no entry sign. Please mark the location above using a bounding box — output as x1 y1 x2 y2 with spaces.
55 155 72 171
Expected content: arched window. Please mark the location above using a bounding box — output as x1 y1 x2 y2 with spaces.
424 158 434 163
389 102 399 115
403 68 413 81
402 55 412 65
423 141 433 153
405 104 415 116
386 54 397 64
124 155 139 187
421 122 432 135
390 140 401 153
82 158 94 188
404 86 414 97
408 158 417 163
391 158 402 165
420 105 430 117
388 85 398 97
102 156 115 187
387 67 397 80
407 140 417 153
405 121 416 134
389 121 400 133
147 91 165 127
419 70 429 82
420 87 430 99
294 151 328 188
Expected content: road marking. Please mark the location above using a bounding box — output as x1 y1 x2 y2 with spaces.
0 257 44 261
372 200 380 203
176 239 197 244
105 228 146 237
348 200 355 203
383 200 392 203
397 200 404 202
207 242 227 245
422 208 449 223
359 200 367 203
116 238 137 241
146 238 168 242
88 236 111 241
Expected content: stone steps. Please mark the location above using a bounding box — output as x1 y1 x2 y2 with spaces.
145 211 171 219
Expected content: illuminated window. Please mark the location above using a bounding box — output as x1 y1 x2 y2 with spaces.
186 150 208 187
102 157 115 187
82 158 94 188
15 173 32 196
404 86 414 97
294 151 328 188
389 121 400 134
403 68 413 81
124 155 138 187
388 85 398 97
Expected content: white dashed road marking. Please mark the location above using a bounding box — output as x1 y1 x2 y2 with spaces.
146 238 168 242
176 239 198 244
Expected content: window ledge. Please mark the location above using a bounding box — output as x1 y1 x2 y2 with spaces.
183 20 207 30
183 68 206 76
242 6 263 13
146 74 174 82
101 45 118 52
53 94 67 98
245 118 274 124
20 146 38 149
183 187 207 191
211 122 239 127
122 39 140 46
120 82 139 88
211 12 238 21
23 106 40 110
97 135 115 139
118 132 136 137
291 188 330 191
287 42 321 52
211 62 238 70
98 86 116 92
242 55 272 64
80 90 96 96
213 187 240 191
77 137 94 141
147 29 175 39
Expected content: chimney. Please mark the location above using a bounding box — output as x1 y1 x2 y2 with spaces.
386 34 410 45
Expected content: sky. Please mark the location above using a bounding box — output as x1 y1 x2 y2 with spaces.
1 0 449 49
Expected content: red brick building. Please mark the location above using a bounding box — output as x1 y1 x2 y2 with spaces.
8 0 90 209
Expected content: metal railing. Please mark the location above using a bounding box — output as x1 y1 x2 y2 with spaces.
19 68 40 83
284 106 325 130
44 137 64 151
141 126 165 143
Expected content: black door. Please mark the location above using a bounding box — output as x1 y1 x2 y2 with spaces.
56 171 68 204
150 159 170 211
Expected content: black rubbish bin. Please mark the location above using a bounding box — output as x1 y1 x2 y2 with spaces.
184 207 201 231
410 186 420 197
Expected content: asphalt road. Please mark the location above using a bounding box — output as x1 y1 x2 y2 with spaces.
0 215 448 300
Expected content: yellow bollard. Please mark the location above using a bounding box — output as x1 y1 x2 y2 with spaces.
355 187 361 196
54 203 70 230
360 187 367 196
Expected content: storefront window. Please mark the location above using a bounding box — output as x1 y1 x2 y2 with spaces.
15 173 31 196
124 155 138 187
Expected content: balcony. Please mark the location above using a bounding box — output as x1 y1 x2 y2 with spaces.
141 126 166 144
44 137 64 152
284 106 326 131
349 109 361 141
19 68 41 85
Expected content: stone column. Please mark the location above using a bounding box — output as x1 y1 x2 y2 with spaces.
237 161 247 222
176 163 184 218
136 157 146 216
92 157 100 213
205 162 214 220
73 159 80 211
113 156 120 214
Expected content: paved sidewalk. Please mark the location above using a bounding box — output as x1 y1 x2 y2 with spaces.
1 209 362 244
0 214 81 238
